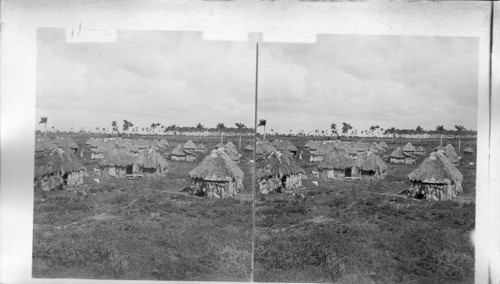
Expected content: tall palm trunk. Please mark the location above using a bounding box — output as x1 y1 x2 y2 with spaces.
239 133 242 149
220 131 223 143
44 123 47 138
263 125 266 140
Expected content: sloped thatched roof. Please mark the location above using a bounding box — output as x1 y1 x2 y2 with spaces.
284 140 298 152
257 150 305 179
225 141 236 149
98 147 135 167
184 140 197 150
272 140 286 151
159 139 169 148
197 143 207 150
256 140 276 155
36 148 86 177
243 144 254 151
92 139 116 153
415 146 427 153
89 138 103 148
435 145 445 151
311 143 335 156
54 137 79 150
408 151 463 184
308 141 322 151
378 141 389 150
390 148 406 159
443 144 461 164
35 140 58 153
171 145 197 157
133 148 169 170
304 140 315 149
355 151 388 172
463 146 474 153
135 139 151 149
354 142 369 152
317 149 354 170
224 142 240 161
340 143 357 155
188 149 244 182
403 143 416 152
215 142 225 149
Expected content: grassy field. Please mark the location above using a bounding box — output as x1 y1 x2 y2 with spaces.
254 138 476 283
32 135 254 281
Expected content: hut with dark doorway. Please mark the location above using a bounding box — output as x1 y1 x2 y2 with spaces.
132 148 169 177
406 151 463 201
315 149 354 180
188 149 244 199
170 145 198 162
35 148 86 191
353 151 388 180
284 140 298 156
257 150 305 194
98 147 135 177
389 147 417 164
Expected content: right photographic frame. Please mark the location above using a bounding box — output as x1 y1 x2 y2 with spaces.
252 4 492 283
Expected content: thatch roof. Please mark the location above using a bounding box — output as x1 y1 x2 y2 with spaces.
256 140 276 155
402 143 416 152
308 141 322 151
135 139 151 149
317 149 354 170
443 144 461 164
272 140 287 151
159 139 169 148
184 140 197 150
340 143 357 155
408 151 463 184
197 143 207 150
435 145 445 151
188 149 244 182
390 148 406 159
54 137 79 149
225 141 236 149
171 145 197 157
98 147 135 167
89 138 103 148
354 142 369 152
310 143 335 156
36 148 86 177
355 151 388 172
284 140 298 152
133 148 169 170
378 141 389 150
304 140 315 149
224 142 240 161
463 146 474 153
243 144 254 151
35 140 58 153
416 146 427 153
215 142 225 149
92 139 116 153
257 150 305 179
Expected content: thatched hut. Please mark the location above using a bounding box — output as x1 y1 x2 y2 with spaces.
435 145 445 151
91 139 116 159
378 141 389 151
463 146 474 155
255 140 276 158
243 144 254 152
257 150 305 194
402 142 416 153
308 141 322 151
170 145 197 162
54 137 79 154
215 142 225 149
188 149 244 199
132 148 169 177
34 148 86 191
159 139 169 148
98 147 135 177
183 140 197 151
406 151 463 201
354 142 369 153
443 144 461 166
304 140 315 150
315 149 354 180
35 140 58 158
284 140 298 155
196 143 208 152
135 139 151 150
224 142 241 162
354 151 388 180
309 143 335 162
415 146 427 155
389 147 417 164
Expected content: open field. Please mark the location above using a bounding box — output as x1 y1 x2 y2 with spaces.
254 138 476 283
32 135 254 281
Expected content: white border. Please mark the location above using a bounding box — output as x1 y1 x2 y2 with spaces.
0 1 493 283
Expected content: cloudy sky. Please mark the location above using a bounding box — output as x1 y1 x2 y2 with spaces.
258 35 479 134
36 29 256 132
36 29 478 134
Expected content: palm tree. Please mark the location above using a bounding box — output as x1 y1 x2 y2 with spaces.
416 125 423 143
217 123 225 143
258 119 267 140
235 122 246 149
330 123 339 139
455 125 466 151
111 121 118 135
436 125 445 145
196 123 205 140
39 116 48 137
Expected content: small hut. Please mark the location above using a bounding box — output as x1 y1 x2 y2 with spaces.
354 151 388 180
215 142 226 149
35 140 58 158
91 139 116 159
135 139 151 150
315 149 354 180
255 140 277 158
243 144 254 153
402 142 416 154
196 143 208 152
98 147 135 177
159 139 169 148
132 148 169 177
354 142 369 153
170 145 198 162
309 143 335 162
183 140 197 151
188 149 244 199
34 148 86 191
443 144 461 166
284 140 298 156
224 141 241 162
406 151 463 201
257 150 305 194
389 147 417 164
378 141 389 151
54 137 79 154
415 146 427 155
463 146 474 155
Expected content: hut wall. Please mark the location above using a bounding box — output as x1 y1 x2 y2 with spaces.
101 166 128 178
35 174 63 191
190 179 235 198
310 155 323 162
390 157 405 164
66 170 84 187
171 155 186 161
186 155 197 162
91 153 105 160
258 177 281 194
138 167 166 178
284 174 302 190
406 181 462 201
405 157 416 164
319 169 346 180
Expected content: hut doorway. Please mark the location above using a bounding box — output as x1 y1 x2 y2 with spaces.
62 172 69 185
126 165 133 175
345 168 352 177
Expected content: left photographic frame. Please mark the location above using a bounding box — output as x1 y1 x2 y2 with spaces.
32 28 256 281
